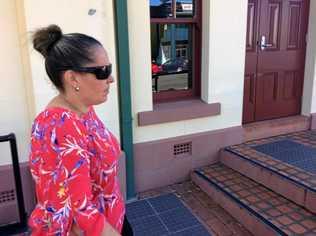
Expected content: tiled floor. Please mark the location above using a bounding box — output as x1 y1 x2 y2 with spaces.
253 139 316 174
5 181 250 236
139 181 253 236
196 163 316 235
226 130 316 189
126 193 210 235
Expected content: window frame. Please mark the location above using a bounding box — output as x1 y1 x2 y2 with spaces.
150 0 202 103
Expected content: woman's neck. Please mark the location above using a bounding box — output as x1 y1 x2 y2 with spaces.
49 93 89 116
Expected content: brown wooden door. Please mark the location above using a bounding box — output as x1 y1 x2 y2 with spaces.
243 0 309 123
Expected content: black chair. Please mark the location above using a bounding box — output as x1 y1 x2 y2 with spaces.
0 133 27 235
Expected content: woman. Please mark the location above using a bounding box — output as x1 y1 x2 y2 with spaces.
28 25 132 236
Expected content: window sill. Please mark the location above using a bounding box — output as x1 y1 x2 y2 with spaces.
138 99 221 126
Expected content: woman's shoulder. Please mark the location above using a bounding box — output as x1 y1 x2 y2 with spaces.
34 107 76 123
31 107 89 140
32 107 86 134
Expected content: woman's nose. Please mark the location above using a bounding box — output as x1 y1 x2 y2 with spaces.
107 75 114 83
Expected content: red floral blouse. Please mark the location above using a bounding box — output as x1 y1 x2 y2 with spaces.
28 107 125 236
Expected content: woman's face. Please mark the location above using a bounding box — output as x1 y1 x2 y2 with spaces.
75 46 114 106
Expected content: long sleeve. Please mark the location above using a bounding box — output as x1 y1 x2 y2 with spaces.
29 114 105 236
55 118 105 235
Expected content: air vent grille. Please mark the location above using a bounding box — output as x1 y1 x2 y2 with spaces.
174 142 192 156
0 189 15 204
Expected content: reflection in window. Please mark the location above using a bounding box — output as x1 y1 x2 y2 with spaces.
150 0 194 18
176 0 194 17
149 0 200 102
150 0 172 18
151 24 192 92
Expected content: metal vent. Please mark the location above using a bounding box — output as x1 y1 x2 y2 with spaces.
174 142 192 156
0 189 15 204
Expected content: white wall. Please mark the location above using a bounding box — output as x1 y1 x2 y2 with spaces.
127 0 153 115
0 0 30 165
21 0 121 138
128 0 248 143
302 1 316 115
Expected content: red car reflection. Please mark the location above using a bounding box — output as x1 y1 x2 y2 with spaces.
152 62 162 75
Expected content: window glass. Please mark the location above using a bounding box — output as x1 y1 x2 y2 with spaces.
150 0 195 18
150 0 172 18
151 24 192 92
176 0 194 18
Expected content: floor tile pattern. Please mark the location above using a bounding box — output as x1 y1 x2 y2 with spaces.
226 130 316 189
126 193 210 236
253 139 316 174
140 182 253 236
197 163 316 235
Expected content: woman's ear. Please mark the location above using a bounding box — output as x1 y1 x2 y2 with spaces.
63 70 79 89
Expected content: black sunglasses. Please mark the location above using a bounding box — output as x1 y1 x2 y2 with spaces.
58 64 112 80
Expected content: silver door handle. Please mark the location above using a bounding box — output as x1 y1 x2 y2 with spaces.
260 35 273 50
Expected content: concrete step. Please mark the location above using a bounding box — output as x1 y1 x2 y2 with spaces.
222 131 316 214
243 115 310 142
192 163 316 236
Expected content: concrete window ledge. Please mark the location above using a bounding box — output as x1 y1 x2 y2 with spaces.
138 99 221 126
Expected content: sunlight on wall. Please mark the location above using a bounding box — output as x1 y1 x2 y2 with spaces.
129 0 248 143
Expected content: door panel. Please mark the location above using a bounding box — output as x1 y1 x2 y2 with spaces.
243 0 309 123
266 1 281 50
243 0 260 123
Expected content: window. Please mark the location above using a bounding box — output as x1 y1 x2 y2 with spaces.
150 0 201 103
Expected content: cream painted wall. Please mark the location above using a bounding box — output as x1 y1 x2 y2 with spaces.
127 0 153 114
21 0 121 138
0 0 30 165
302 1 316 115
129 0 248 143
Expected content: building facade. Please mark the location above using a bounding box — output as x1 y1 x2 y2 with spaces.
1 0 316 227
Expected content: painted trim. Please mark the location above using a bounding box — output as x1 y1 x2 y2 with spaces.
15 0 36 122
138 100 220 126
113 0 135 199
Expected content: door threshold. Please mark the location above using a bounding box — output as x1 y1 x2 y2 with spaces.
242 115 310 142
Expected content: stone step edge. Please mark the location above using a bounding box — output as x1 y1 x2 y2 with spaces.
223 147 316 194
192 169 287 236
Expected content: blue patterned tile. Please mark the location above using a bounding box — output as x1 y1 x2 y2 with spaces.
126 199 155 221
129 215 168 236
254 140 316 174
159 207 200 232
170 224 211 236
126 194 210 235
272 148 315 163
148 193 185 213
294 159 316 174
253 139 304 155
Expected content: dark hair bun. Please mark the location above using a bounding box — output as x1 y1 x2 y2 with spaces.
32 24 62 58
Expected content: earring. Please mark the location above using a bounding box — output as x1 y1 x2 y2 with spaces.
75 86 80 92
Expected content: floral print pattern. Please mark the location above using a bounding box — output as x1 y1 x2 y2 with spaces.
29 107 125 236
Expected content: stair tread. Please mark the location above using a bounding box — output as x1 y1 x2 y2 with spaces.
226 130 316 191
195 163 316 235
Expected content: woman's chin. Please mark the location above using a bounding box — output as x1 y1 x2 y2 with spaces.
101 94 108 103
92 97 107 106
